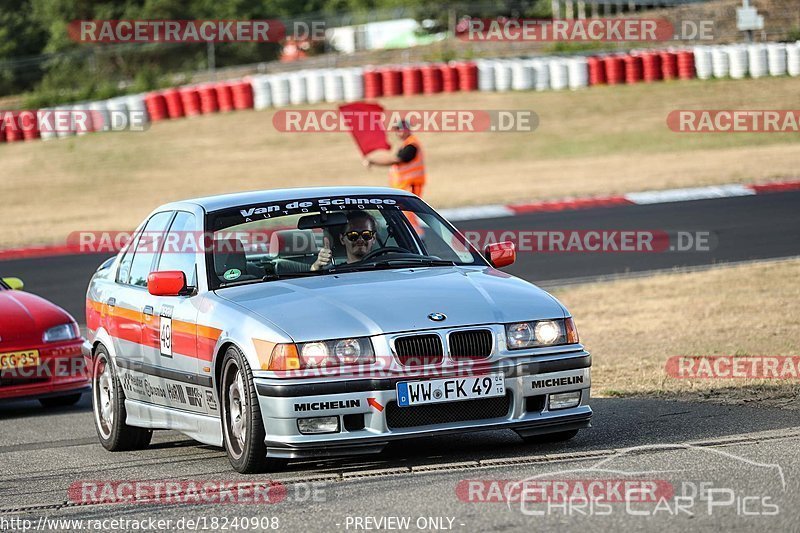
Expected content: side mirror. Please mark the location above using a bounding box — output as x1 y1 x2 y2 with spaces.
484 242 516 268
147 271 187 296
2 277 24 290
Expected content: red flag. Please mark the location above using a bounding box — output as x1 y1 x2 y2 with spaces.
338 102 390 156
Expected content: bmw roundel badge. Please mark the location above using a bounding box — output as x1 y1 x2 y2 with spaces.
428 312 446 322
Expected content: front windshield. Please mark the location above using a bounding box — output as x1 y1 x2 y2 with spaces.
206 194 484 288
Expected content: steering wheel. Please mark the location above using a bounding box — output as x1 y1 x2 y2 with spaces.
358 246 412 263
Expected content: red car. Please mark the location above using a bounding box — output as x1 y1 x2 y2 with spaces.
0 276 89 406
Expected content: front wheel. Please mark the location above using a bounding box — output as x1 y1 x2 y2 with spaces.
220 346 285 474
92 345 152 451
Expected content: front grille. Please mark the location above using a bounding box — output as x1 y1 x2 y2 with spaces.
394 334 443 366
386 393 512 429
449 329 493 360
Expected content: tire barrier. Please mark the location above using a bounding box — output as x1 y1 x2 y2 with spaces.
529 59 549 91
198 84 219 114
162 89 184 118
641 52 662 82
493 60 513 92
442 64 459 92
549 58 570 90
693 46 713 80
4 41 797 147
660 51 679 79
767 43 787 76
38 108 56 140
288 72 308 105
215 83 235 112
145 92 168 121
230 81 253 110
88 101 110 132
251 75 272 110
179 87 201 117
511 61 534 91
380 68 403 97
21 110 40 141
676 50 695 80
271 74 291 107
588 56 606 85
476 60 495 91
421 64 444 94
711 46 730 78
342 67 364 101
455 62 478 91
323 70 345 102
604 55 626 84
306 70 326 103
748 43 768 78
728 44 749 79
401 65 423 95
363 68 383 98
4 112 24 142
74 104 92 136
788 42 800 76
567 57 589 89
624 54 643 84
108 98 131 132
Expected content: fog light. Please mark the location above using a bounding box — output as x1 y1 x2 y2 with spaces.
297 416 340 434
549 391 581 410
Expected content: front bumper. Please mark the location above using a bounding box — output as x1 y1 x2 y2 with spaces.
0 339 90 402
254 351 591 459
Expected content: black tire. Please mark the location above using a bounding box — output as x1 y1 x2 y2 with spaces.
92 344 152 451
39 393 82 408
518 429 580 444
220 345 285 474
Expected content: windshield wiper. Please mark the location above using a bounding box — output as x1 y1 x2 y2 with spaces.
261 271 321 281
328 257 456 274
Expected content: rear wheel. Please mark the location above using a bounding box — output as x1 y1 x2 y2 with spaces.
220 346 284 473
39 393 82 408
92 345 152 451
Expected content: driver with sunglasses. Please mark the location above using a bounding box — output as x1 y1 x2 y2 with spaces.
310 211 377 271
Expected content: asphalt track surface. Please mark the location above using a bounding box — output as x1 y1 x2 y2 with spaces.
1 191 799 532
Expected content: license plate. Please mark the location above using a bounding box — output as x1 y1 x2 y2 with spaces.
396 373 505 407
0 350 40 371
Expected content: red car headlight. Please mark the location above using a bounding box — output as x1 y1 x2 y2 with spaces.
43 322 79 343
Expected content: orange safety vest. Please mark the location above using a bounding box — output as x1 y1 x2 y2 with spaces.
389 135 426 192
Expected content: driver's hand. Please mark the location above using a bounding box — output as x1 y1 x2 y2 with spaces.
311 237 332 271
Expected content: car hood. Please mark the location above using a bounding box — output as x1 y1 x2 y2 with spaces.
0 290 74 346
216 267 566 342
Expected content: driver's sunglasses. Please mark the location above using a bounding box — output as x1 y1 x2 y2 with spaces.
344 230 376 242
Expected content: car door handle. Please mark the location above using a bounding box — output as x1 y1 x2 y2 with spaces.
107 298 116 308
143 305 154 316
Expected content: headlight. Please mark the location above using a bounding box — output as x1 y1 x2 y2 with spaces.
506 322 534 349
333 338 363 364
505 318 578 349
534 320 561 345
297 338 374 368
300 342 330 367
43 323 79 343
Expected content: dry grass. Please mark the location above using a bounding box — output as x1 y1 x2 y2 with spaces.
551 258 800 408
2 76 799 247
